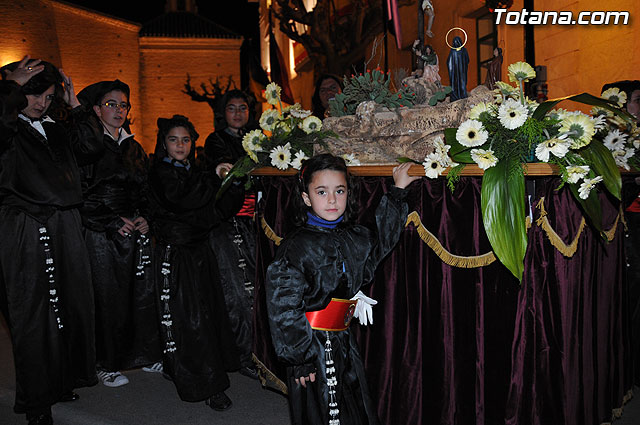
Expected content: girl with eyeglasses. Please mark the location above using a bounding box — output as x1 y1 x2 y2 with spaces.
75 80 162 388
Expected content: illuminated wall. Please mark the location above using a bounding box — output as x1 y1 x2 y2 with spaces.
0 0 242 152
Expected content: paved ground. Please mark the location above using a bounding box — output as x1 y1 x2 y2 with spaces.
0 316 292 425
2 314 639 425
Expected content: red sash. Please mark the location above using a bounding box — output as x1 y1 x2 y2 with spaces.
305 298 358 331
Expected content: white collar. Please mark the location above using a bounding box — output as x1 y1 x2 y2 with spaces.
104 127 135 145
18 114 55 139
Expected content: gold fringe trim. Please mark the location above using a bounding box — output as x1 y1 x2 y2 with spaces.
601 389 633 425
261 217 283 246
252 353 288 395
405 211 496 268
534 197 621 258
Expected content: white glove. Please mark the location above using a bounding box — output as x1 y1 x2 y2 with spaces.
351 290 378 326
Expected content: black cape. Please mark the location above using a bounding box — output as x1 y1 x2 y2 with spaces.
447 36 470 101
265 186 409 425
148 158 244 402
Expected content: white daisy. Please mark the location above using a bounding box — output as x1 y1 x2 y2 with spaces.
422 153 444 178
559 113 596 148
498 98 529 130
591 114 607 131
602 129 628 151
634 139 640 150
469 102 492 120
259 109 280 131
566 165 590 184
301 116 322 134
342 153 361 166
289 108 312 119
535 138 570 162
433 137 453 167
290 150 308 170
269 143 292 170
508 61 536 83
601 87 627 108
612 148 635 171
265 82 282 105
241 129 264 162
470 148 498 170
456 119 488 147
578 176 603 199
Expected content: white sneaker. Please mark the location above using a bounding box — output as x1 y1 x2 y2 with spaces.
97 370 129 387
142 362 163 373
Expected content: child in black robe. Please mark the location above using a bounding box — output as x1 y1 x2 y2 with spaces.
265 154 419 425
148 114 243 411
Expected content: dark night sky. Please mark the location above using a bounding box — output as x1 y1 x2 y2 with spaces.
64 0 260 40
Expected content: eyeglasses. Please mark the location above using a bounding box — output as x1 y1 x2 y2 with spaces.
100 102 131 111
225 105 248 114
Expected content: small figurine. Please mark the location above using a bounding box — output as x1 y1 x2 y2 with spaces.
447 35 469 101
412 39 441 84
422 0 435 38
483 47 503 90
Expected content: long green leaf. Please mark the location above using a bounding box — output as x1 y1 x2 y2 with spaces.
568 183 603 237
215 156 257 200
578 139 622 200
481 158 527 281
532 92 636 121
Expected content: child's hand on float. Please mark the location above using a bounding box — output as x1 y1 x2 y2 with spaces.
392 162 421 189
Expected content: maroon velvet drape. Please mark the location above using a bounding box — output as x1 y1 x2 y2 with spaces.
252 175 631 425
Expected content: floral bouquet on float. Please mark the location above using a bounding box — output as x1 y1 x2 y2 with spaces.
399 61 636 281
217 83 336 198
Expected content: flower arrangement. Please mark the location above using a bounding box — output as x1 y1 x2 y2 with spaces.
400 61 635 281
218 83 335 196
328 68 416 117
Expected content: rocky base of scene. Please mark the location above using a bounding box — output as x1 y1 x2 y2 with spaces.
318 85 493 164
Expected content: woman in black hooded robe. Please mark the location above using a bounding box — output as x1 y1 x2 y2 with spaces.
148 115 243 411
0 56 100 425
447 36 470 101
74 80 161 387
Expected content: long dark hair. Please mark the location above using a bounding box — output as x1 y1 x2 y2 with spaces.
311 74 343 118
294 153 358 225
0 59 65 118
154 114 199 165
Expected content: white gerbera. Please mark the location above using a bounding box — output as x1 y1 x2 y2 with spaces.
290 150 309 170
342 153 361 166
508 61 536 83
591 114 607 131
578 176 603 199
241 129 264 162
422 153 445 178
265 82 282 105
301 116 322 134
456 119 488 147
601 87 627 108
469 102 492 120
559 113 596 148
535 138 570 162
470 148 498 170
613 148 635 171
433 137 454 167
566 165 590 184
290 108 312 119
269 143 292 170
498 98 529 130
259 109 280 131
602 129 628 151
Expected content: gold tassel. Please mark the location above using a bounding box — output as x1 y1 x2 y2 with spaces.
252 353 288 395
261 217 283 246
405 212 497 268
603 213 621 242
